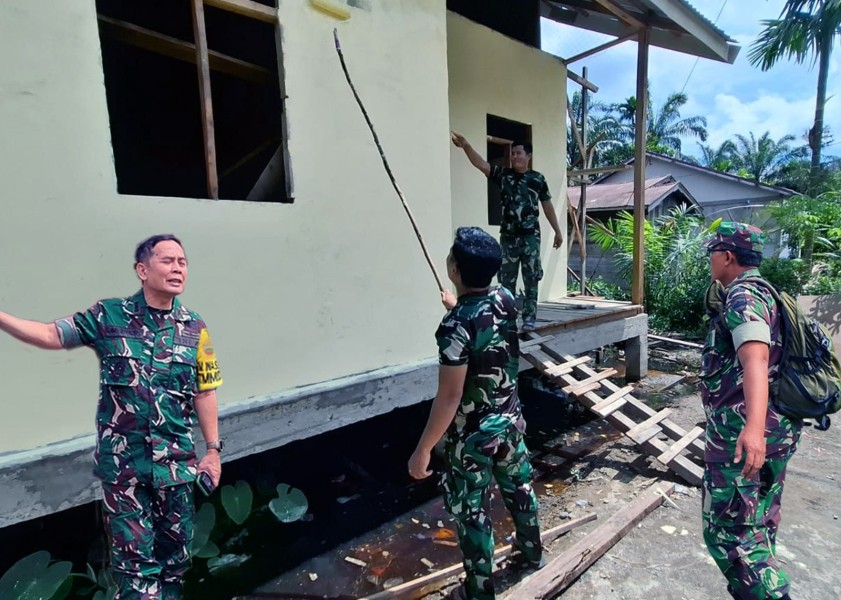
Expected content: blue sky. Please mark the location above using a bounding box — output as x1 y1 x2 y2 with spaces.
540 0 841 160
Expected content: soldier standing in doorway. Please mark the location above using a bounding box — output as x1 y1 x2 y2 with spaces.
451 132 563 331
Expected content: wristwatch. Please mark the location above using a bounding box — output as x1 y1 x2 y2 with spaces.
206 440 225 453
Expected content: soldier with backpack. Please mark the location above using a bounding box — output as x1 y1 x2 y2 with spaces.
701 222 803 600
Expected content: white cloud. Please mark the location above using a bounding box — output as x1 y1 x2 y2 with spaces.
540 0 841 158
707 93 815 147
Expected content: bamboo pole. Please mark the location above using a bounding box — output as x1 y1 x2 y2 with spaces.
333 29 444 292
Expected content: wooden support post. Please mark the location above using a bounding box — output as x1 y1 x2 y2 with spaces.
578 66 590 294
508 483 676 598
191 0 219 199
631 28 649 305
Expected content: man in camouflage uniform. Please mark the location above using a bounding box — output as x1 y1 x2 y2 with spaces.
452 133 564 331
0 234 223 599
700 222 801 600
409 227 542 600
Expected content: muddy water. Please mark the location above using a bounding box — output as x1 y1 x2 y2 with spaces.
248 400 618 599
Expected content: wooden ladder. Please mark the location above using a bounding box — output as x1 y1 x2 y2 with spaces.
520 334 705 486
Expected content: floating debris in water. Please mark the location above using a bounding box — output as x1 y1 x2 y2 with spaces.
420 558 435 569
308 573 318 581
344 556 367 568
337 494 362 504
207 554 250 574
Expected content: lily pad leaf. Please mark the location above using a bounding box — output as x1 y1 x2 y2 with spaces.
221 480 253 525
269 484 308 523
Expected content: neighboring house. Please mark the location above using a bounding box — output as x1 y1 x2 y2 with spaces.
597 152 796 230
0 0 738 528
568 175 702 288
568 175 701 221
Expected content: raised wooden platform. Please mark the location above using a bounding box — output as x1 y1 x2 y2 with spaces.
526 297 648 380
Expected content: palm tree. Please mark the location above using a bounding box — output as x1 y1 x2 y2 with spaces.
567 91 632 168
648 92 708 155
697 140 738 173
611 87 707 156
731 131 797 182
749 0 841 193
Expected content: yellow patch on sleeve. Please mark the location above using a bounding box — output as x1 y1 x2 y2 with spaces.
196 328 223 391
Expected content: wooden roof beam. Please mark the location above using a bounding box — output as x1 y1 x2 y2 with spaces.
203 0 278 23
564 30 639 64
97 15 273 84
567 69 599 93
591 0 645 29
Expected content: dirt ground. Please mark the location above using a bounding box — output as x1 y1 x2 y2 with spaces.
480 369 841 600
250 352 841 600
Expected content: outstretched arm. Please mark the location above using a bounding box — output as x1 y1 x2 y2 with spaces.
451 132 491 177
0 311 62 350
541 201 564 249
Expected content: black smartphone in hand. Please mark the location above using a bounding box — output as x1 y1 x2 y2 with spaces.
196 471 216 496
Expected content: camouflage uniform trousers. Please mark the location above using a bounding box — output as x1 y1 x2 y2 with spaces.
498 233 543 320
440 427 542 600
702 457 794 600
102 482 195 600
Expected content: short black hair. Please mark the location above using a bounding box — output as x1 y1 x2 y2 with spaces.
512 141 533 155
451 227 502 288
135 234 183 266
732 247 762 267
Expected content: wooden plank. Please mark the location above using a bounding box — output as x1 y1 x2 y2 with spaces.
567 164 633 178
519 345 703 484
358 514 598 600
657 426 704 466
568 381 603 397
545 356 591 376
649 334 703 349
561 369 617 394
520 335 556 350
625 408 672 444
204 0 277 23
567 69 599 93
97 16 272 84
592 396 628 417
592 0 645 28
565 31 639 64
541 348 705 460
591 385 634 415
191 0 219 199
508 483 675 598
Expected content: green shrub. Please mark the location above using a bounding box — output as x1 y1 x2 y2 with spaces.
758 257 809 296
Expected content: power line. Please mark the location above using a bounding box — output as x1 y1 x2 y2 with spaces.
679 0 729 95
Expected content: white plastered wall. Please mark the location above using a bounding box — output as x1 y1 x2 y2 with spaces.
447 12 568 302
0 0 451 453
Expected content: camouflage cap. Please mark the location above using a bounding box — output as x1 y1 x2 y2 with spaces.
704 221 765 253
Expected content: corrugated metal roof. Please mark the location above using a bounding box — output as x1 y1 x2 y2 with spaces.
567 174 699 211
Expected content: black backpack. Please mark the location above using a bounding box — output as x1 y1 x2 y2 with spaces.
744 277 841 430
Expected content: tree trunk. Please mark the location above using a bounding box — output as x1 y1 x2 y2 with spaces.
808 28 833 195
